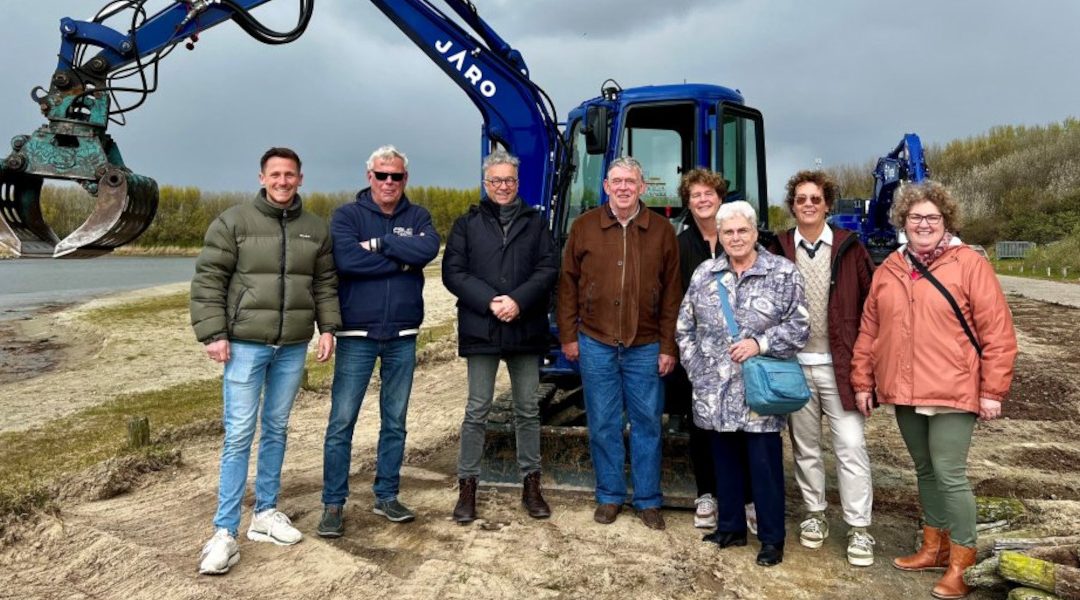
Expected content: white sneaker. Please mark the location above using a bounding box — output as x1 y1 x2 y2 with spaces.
847 527 876 566
694 494 717 529
247 509 302 546
744 502 758 536
199 528 239 575
799 512 829 548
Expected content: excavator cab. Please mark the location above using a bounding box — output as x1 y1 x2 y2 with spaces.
480 83 768 505
0 85 158 259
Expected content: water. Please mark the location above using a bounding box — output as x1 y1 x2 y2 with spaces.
0 256 196 320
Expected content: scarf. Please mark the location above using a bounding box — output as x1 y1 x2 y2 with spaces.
907 232 953 278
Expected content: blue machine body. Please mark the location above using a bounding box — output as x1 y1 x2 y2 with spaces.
829 133 929 263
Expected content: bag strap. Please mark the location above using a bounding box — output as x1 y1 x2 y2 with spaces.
906 251 982 357
714 272 740 340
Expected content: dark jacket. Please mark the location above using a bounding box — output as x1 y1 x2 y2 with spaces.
190 191 340 345
442 198 558 356
332 188 440 339
677 217 720 292
770 226 874 410
557 203 682 355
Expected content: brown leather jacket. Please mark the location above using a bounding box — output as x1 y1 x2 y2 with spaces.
851 244 1017 412
557 203 681 355
770 227 874 410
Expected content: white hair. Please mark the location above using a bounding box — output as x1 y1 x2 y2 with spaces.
482 148 520 173
716 200 758 228
366 145 409 171
607 156 644 180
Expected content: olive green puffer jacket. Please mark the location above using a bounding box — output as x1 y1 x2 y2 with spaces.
190 191 341 345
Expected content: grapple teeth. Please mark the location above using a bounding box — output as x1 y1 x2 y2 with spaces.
0 168 158 259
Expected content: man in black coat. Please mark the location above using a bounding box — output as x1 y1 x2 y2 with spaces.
442 148 558 523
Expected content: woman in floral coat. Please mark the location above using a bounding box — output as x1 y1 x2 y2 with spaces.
676 201 809 567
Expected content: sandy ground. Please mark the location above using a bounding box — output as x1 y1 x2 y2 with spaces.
1 270 1078 599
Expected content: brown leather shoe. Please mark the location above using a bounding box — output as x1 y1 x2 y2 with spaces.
593 503 622 524
894 525 951 571
931 543 977 599
638 508 666 531
453 477 478 524
522 471 551 519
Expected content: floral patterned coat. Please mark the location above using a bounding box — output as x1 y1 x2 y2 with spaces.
676 247 810 433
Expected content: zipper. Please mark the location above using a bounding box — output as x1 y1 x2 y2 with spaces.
275 208 287 344
618 224 627 343
382 212 392 334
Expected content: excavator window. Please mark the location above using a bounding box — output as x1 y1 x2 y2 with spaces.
715 102 767 222
561 119 606 237
618 102 696 219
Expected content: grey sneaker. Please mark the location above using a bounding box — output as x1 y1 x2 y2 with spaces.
199 528 239 575
317 505 344 538
799 512 829 549
373 499 415 523
847 527 876 566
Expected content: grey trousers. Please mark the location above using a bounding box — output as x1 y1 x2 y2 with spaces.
457 353 542 479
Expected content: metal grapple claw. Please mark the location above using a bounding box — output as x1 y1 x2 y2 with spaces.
0 90 158 258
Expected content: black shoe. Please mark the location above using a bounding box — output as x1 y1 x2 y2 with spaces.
702 530 748 548
756 542 784 567
317 505 344 538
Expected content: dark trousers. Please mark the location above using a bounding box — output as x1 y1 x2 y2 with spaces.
711 430 786 545
664 365 716 497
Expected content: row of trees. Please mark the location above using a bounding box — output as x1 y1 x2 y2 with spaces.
39 185 480 247
826 118 1080 253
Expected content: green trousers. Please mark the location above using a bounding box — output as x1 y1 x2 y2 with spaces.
894 406 978 547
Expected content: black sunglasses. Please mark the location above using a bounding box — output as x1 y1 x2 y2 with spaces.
372 171 406 182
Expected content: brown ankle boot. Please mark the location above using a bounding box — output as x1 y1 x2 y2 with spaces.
931 543 977 599
453 477 478 523
522 471 551 518
894 525 951 571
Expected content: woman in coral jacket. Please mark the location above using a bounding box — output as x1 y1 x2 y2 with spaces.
850 181 1017 599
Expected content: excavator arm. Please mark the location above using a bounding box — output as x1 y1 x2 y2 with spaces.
0 0 562 258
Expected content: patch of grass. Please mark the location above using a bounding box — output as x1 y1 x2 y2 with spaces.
0 378 221 518
81 291 191 324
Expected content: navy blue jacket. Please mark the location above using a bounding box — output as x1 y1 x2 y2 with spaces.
442 199 557 356
331 188 440 339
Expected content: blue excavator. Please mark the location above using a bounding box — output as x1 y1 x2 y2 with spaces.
0 0 772 503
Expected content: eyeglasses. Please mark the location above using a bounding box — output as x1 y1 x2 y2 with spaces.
906 213 943 225
372 171 406 182
608 177 639 187
794 195 824 206
720 227 754 239
484 177 518 187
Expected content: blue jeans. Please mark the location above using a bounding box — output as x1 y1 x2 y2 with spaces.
323 336 416 505
214 340 307 536
577 333 664 509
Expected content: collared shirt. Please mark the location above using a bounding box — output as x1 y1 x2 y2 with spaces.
794 224 834 366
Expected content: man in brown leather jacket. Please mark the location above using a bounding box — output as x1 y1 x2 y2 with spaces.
557 156 681 530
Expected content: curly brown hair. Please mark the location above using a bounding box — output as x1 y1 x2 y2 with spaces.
678 168 727 204
889 180 960 232
784 170 838 215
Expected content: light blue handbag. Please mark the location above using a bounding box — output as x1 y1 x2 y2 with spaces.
715 273 810 415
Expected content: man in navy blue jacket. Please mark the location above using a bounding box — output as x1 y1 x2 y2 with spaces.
318 145 440 536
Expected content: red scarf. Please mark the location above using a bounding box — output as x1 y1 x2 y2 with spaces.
908 232 953 279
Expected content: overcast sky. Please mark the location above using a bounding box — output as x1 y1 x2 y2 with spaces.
3 1 1077 203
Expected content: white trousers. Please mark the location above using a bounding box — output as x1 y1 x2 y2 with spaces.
788 363 873 527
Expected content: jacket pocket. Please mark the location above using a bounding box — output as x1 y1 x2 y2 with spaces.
229 289 249 335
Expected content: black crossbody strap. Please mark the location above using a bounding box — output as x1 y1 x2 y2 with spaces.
906 252 982 357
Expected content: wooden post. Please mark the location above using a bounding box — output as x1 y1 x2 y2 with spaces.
1008 587 1063 600
999 550 1080 599
965 555 1007 590
977 496 1027 523
127 416 150 448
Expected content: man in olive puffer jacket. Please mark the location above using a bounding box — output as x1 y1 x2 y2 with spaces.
190 147 340 575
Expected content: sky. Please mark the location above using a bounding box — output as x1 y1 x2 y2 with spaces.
2 1 1077 203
